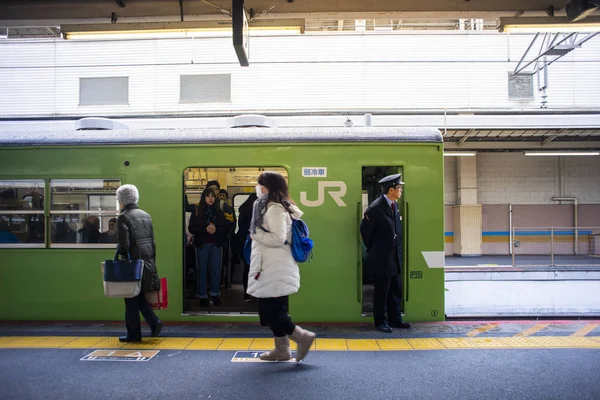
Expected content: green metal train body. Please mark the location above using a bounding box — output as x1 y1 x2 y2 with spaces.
0 127 444 323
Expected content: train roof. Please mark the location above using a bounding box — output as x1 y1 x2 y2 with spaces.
0 127 442 147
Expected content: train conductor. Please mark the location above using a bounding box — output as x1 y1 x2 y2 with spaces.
360 174 412 333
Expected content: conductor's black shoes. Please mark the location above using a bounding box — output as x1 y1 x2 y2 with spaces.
375 324 393 333
390 321 412 329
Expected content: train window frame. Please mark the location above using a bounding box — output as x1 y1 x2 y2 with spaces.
49 179 121 249
0 179 46 249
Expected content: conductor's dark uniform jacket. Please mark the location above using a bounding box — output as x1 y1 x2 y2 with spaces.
360 195 402 277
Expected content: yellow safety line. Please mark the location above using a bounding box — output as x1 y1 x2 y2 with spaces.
570 324 600 337
515 324 549 337
466 324 497 337
1 336 600 351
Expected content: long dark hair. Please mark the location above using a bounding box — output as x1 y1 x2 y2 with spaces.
197 188 218 223
200 187 216 205
258 172 293 212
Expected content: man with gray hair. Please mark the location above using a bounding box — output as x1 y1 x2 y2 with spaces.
115 184 163 342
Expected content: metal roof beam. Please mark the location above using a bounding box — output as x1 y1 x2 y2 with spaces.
458 129 475 146
542 128 568 145
445 140 600 150
513 32 577 76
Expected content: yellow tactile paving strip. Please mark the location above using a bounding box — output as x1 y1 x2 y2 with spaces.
1 336 600 351
466 323 498 337
571 324 600 337
515 324 549 337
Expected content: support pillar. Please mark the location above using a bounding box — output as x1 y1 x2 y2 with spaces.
453 155 482 256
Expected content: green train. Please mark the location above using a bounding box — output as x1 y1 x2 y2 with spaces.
0 126 445 323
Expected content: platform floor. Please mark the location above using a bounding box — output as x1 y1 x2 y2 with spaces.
445 255 600 269
1 321 600 399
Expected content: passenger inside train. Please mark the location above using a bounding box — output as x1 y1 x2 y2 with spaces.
183 167 286 314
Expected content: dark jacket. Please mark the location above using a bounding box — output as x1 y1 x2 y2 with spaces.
188 203 229 248
186 194 235 236
235 193 257 253
360 195 403 277
78 225 101 244
117 204 160 293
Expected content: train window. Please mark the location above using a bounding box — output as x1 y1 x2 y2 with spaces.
49 179 121 248
183 167 288 315
0 180 45 248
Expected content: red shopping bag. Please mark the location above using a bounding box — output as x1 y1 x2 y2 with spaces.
145 278 168 309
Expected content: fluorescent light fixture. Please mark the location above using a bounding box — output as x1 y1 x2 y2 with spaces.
499 16 600 33
62 21 303 40
65 28 301 40
65 30 224 40
524 151 600 156
502 24 600 33
443 152 476 156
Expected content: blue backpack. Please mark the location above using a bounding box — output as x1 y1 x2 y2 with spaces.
289 218 314 263
243 219 314 264
243 234 253 265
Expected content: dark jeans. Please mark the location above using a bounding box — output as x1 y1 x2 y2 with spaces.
195 244 222 298
242 261 250 294
373 274 403 326
124 292 159 340
258 296 296 337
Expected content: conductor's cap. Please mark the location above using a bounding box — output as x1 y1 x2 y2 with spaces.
378 173 404 188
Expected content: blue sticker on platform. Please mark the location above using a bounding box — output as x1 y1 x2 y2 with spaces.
231 351 297 362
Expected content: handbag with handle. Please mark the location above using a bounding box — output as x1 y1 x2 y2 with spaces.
145 277 168 309
101 249 144 298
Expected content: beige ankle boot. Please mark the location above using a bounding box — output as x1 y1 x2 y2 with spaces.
289 325 316 362
260 336 292 361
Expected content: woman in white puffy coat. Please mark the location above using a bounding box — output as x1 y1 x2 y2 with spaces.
247 171 316 362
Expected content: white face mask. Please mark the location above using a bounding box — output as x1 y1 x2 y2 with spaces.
255 184 263 197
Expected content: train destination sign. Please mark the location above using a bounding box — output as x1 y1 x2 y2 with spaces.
302 167 327 178
81 350 160 362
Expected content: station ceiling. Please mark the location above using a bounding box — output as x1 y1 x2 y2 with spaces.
444 128 600 150
0 1 570 21
2 1 599 37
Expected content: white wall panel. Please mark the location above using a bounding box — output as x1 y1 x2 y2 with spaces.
1 33 599 117
0 69 56 117
476 153 600 205
55 40 157 66
3 42 55 67
563 157 600 204
478 153 556 204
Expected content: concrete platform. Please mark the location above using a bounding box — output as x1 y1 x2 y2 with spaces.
1 321 600 400
445 255 600 269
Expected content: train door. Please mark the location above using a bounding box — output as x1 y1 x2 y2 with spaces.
360 166 404 315
183 167 287 315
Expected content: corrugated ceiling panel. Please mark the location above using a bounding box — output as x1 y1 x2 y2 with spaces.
0 69 55 116
0 33 599 116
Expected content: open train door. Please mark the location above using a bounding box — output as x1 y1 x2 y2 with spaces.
359 166 405 316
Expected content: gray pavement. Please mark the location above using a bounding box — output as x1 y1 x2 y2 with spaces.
445 255 600 269
1 348 599 400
